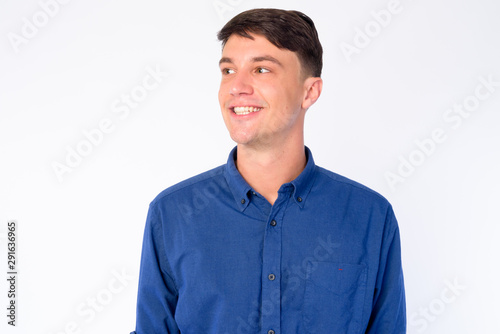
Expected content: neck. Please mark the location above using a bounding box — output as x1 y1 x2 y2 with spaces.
235 137 306 205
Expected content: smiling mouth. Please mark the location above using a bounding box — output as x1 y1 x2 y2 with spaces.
232 106 263 115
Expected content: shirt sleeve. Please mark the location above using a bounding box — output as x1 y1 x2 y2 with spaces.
365 206 406 333
132 203 180 334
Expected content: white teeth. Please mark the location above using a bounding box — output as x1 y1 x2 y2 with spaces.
233 106 263 115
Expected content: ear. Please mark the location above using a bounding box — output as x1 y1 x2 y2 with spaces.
301 77 323 110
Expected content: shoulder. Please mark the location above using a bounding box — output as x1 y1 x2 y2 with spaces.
150 164 226 208
314 165 391 207
313 166 399 235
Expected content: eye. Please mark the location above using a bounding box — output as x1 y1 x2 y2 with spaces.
222 68 235 75
256 67 270 74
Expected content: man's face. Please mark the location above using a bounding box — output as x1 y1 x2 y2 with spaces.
218 33 310 148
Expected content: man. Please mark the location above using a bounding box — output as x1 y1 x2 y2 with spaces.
131 8 405 334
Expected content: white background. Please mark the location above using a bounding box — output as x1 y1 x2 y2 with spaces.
1 0 499 333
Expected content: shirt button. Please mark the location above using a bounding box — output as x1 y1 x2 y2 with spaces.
297 196 303 202
270 220 277 226
268 273 276 281
268 330 275 334
241 199 246 204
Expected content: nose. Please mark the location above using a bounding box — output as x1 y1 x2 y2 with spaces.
229 71 253 96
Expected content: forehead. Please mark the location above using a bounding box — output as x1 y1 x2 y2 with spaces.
221 33 300 66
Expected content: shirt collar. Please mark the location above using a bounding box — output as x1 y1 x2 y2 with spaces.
224 147 252 211
223 146 317 211
290 146 316 208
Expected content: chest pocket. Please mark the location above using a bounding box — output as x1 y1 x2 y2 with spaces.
303 262 367 334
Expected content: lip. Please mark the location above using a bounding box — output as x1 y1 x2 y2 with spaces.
228 104 264 117
228 104 263 109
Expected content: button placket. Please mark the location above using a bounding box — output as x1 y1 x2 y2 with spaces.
260 196 288 334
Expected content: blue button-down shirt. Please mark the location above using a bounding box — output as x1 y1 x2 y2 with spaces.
132 147 406 334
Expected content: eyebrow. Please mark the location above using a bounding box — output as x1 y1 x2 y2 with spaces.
219 55 283 67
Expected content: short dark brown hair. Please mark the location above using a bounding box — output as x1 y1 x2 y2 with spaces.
217 8 323 78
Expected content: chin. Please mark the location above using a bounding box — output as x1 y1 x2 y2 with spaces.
229 132 254 146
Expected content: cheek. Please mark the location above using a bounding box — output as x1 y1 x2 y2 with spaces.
277 89 304 122
273 88 299 111
218 85 225 106
218 79 233 101
256 85 278 107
